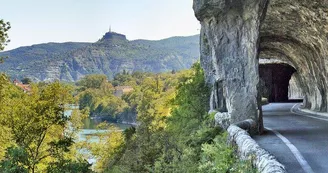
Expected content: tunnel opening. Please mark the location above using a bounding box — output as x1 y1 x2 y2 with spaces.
259 63 298 103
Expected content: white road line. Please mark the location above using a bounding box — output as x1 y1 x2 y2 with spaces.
266 127 314 173
291 104 328 122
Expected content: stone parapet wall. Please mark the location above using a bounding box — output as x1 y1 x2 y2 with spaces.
227 120 286 173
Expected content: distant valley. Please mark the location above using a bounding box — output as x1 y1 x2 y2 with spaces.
0 32 200 82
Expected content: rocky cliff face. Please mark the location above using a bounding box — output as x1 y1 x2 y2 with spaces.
0 32 200 82
194 0 328 132
260 0 328 112
193 0 269 132
289 74 304 100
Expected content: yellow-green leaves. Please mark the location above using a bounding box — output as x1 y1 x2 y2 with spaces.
0 77 91 172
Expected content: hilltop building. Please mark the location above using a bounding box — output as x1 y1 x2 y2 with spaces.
100 27 127 41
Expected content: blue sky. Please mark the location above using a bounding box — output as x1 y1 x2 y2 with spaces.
1 0 200 50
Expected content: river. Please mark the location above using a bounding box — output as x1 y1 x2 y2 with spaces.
65 108 133 164
79 117 132 142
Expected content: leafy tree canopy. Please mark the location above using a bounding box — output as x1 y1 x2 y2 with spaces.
0 74 91 173
0 19 10 51
77 74 109 90
21 77 32 84
0 19 10 63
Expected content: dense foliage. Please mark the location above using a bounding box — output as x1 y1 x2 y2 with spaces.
0 17 255 173
82 63 257 173
0 74 92 173
0 19 10 63
0 19 10 51
76 74 129 122
0 61 256 172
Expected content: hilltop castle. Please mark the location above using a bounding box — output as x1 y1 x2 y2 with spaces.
101 26 126 40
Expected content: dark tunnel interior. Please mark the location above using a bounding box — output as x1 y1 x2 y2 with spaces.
259 63 296 103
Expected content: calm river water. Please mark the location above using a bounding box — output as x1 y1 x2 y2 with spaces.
79 117 132 142
65 108 133 164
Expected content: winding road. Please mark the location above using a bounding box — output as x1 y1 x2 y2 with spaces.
253 103 328 173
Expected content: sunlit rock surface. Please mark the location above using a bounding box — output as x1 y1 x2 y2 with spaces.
193 0 269 132
194 0 328 130
288 74 304 100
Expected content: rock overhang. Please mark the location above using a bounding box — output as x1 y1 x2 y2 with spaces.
193 0 328 133
260 0 328 111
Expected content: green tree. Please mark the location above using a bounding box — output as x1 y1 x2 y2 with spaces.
105 73 177 172
78 90 97 111
21 77 32 84
74 62 256 173
76 75 129 121
112 73 134 87
81 123 125 172
167 62 211 142
46 137 92 173
0 75 91 172
77 74 109 90
0 147 29 173
0 19 10 63
152 63 212 172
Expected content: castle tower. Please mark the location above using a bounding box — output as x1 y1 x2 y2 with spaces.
109 25 111 32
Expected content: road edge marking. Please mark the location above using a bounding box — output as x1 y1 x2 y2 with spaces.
266 127 314 173
291 103 328 122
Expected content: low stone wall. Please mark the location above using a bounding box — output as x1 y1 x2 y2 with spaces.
227 120 286 173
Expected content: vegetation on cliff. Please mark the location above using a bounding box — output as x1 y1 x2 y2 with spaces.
0 63 256 172
0 20 255 172
81 63 257 173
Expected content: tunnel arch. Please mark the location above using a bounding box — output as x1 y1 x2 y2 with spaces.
259 0 328 112
193 0 328 133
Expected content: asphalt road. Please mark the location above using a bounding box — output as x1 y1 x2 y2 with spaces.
253 103 328 173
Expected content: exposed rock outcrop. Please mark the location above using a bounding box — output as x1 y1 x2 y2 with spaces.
193 0 269 132
260 0 328 112
288 73 304 100
0 33 200 82
194 0 328 132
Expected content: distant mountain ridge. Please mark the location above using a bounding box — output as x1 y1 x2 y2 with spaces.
0 32 200 82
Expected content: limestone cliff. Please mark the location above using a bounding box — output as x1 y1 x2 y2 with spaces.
289 74 303 100
194 0 328 132
193 0 269 132
0 32 199 82
260 0 328 112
